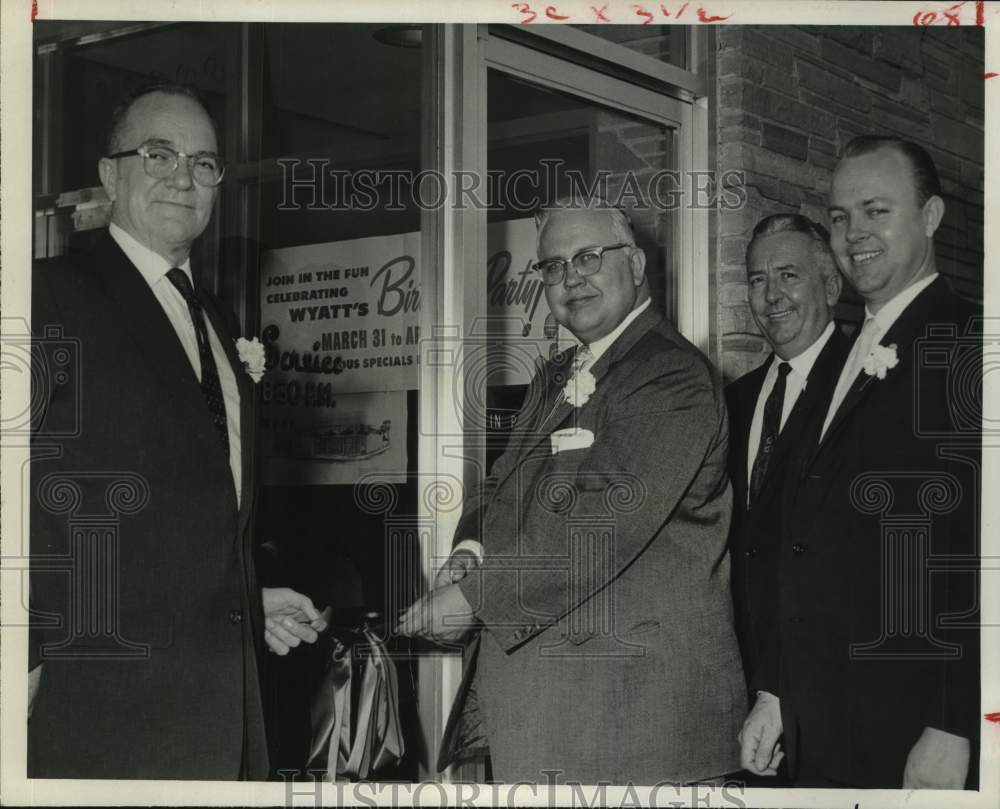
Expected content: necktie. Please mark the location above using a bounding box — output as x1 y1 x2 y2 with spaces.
539 345 593 428
573 345 594 376
167 268 230 456
553 345 593 407
821 317 881 438
749 361 791 505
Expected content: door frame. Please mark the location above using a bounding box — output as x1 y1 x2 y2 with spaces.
418 23 709 782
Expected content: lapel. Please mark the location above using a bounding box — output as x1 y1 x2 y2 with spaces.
92 233 218 430
92 232 240 517
201 292 256 535
490 345 578 490
751 328 852 505
778 328 852 445
497 305 663 489
817 277 947 453
730 356 773 505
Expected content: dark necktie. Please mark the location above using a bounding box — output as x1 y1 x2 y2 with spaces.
166 268 230 457
749 360 791 505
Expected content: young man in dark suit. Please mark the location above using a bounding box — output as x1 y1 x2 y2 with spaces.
726 214 850 686
400 200 746 785
30 85 325 779
740 137 981 789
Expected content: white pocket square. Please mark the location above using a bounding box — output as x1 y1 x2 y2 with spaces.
550 427 594 455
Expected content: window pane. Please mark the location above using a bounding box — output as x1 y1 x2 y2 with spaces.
571 24 687 68
243 23 426 781
40 22 234 193
488 69 676 326
485 68 677 463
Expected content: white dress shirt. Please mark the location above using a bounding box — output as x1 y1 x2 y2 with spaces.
109 223 242 502
821 272 938 438
746 321 835 495
584 297 651 364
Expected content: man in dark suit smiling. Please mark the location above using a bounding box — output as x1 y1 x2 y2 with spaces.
740 137 981 789
29 85 324 779
726 214 849 685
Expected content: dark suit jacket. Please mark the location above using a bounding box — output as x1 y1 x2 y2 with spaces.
447 306 747 784
29 232 268 779
725 329 851 680
752 277 981 787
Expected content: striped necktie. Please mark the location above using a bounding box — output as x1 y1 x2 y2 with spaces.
167 268 230 456
749 360 791 505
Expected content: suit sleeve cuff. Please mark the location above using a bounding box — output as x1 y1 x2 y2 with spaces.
452 539 484 563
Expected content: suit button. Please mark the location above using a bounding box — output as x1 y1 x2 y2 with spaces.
792 543 806 555
229 609 243 625
746 547 758 558
790 616 802 624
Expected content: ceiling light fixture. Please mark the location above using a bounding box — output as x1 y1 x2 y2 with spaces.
372 26 423 49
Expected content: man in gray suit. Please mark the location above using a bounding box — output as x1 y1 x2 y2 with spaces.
400 199 745 785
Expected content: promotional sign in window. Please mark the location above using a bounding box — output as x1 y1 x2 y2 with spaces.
260 218 565 484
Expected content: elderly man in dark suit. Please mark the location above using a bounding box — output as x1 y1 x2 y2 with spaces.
401 199 746 785
726 214 849 685
740 137 981 789
30 84 325 779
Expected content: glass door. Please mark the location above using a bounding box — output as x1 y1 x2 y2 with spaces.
242 23 429 782
429 28 701 782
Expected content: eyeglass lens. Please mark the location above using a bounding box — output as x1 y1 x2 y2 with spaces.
142 145 223 186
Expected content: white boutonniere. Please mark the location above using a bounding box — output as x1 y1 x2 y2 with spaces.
862 343 899 380
236 336 266 383
563 367 596 407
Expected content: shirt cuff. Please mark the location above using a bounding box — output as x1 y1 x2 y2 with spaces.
452 539 484 563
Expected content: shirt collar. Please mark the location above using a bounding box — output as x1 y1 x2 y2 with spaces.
866 273 938 335
584 298 651 363
109 222 193 286
783 320 835 383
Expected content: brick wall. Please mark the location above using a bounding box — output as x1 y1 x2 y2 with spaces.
715 26 985 383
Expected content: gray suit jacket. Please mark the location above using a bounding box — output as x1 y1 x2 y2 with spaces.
447 306 745 784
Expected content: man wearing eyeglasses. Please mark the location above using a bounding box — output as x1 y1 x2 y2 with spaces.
400 199 745 785
29 85 325 780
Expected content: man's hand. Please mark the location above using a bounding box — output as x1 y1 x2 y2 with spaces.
739 691 784 776
397 583 475 643
434 548 479 588
261 586 327 656
902 726 970 789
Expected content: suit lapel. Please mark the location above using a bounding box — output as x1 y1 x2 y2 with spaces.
201 293 256 534
818 356 877 451
732 357 772 506
782 329 851 435
93 232 241 519
92 234 220 437
818 278 946 451
749 329 852 504
490 346 577 492
511 306 663 469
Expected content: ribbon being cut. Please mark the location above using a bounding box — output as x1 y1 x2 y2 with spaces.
308 612 405 781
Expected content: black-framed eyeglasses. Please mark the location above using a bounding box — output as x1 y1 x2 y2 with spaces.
531 243 631 286
107 141 226 187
